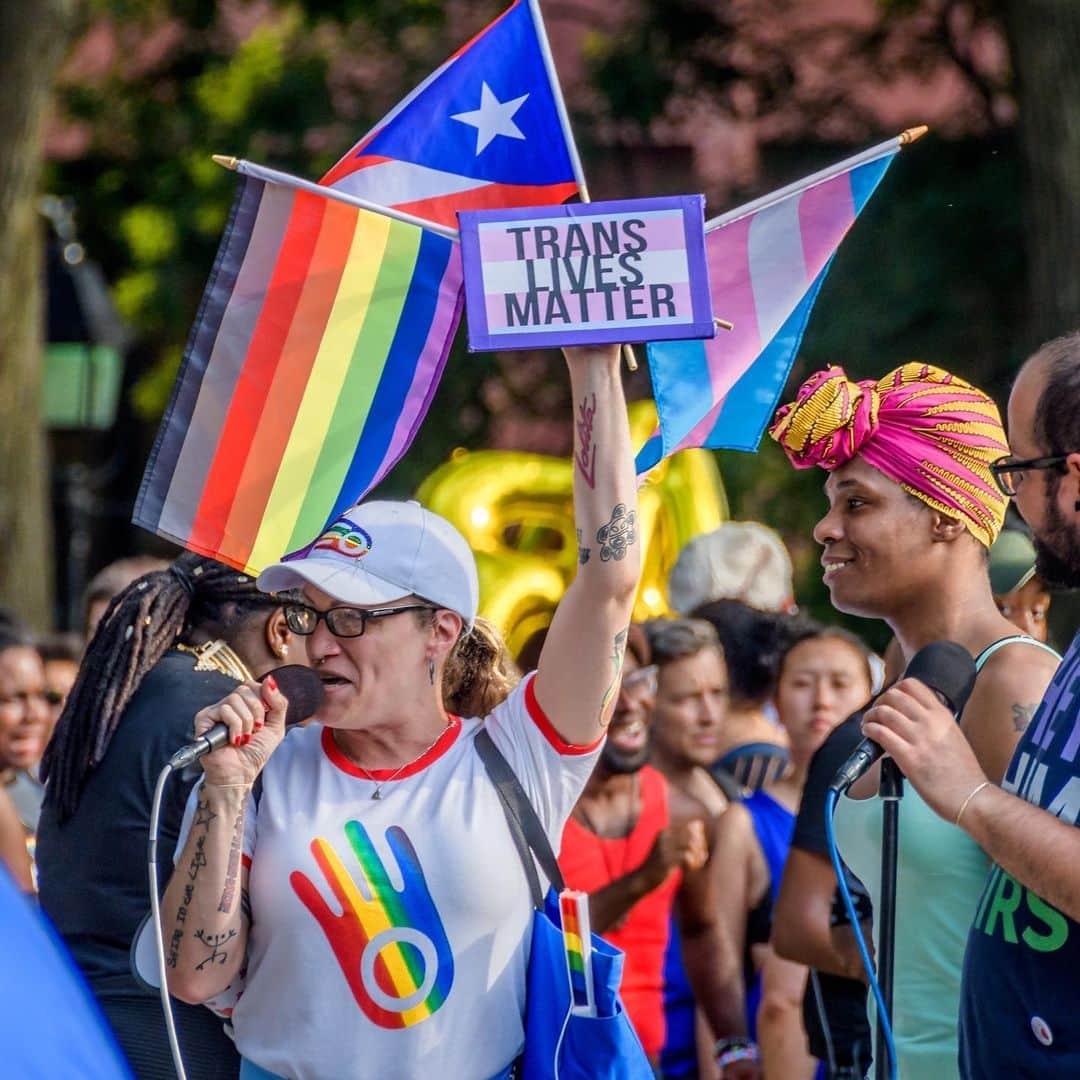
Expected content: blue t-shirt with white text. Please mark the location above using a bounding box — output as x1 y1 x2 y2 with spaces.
959 631 1080 1076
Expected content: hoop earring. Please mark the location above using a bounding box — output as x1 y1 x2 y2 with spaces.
428 657 436 686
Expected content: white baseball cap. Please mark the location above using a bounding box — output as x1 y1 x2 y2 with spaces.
258 500 479 626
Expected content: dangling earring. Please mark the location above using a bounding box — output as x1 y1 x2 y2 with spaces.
428 657 436 685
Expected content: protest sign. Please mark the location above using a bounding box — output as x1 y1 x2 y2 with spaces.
458 196 715 351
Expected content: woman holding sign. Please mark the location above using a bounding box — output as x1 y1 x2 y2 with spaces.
160 344 641 1080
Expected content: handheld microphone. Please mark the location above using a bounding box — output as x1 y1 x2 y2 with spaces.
168 664 325 770
829 640 976 793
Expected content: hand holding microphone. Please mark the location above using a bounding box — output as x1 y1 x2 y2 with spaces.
169 665 325 784
830 641 977 793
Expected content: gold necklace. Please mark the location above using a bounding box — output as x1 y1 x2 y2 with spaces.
335 722 451 799
176 639 253 682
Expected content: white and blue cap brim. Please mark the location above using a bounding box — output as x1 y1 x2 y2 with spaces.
257 557 411 608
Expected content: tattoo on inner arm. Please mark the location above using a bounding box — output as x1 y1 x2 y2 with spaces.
575 393 597 488
193 928 237 971
1012 702 1037 733
596 504 637 562
218 806 245 913
577 528 591 566
599 627 629 726
170 791 215 965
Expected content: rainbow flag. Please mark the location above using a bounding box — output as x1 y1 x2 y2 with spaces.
636 138 901 470
134 175 463 574
559 889 596 1016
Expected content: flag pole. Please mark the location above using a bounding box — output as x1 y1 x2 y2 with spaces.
211 155 460 241
527 0 640 371
705 126 928 232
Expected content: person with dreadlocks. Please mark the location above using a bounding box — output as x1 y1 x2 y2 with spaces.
36 554 303 1080
768 363 1060 1077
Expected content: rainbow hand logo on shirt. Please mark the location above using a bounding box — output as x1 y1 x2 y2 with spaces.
291 823 453 1028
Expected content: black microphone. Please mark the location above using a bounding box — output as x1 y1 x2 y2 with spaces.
829 640 976 793
168 664 325 770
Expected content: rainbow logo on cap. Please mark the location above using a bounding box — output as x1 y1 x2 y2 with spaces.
312 517 372 559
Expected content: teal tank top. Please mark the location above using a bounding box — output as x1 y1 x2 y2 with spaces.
832 635 1060 1078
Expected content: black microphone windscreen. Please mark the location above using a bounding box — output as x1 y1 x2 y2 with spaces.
903 641 977 715
258 664 325 726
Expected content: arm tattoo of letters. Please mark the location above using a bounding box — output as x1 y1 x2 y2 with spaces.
170 792 215 964
218 806 245 913
575 393 597 488
599 627 630 726
596 504 637 562
1012 703 1037 733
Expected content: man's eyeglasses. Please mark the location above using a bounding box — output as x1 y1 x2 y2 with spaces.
283 603 435 638
621 664 658 697
991 454 1074 497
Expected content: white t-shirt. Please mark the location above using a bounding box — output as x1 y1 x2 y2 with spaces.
182 674 600 1080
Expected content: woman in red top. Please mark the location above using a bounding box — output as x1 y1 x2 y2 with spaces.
559 625 713 1063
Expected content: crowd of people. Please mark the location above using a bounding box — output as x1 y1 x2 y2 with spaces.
4 332 1080 1078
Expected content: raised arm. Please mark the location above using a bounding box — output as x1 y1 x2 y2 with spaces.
162 677 287 1003
534 344 641 745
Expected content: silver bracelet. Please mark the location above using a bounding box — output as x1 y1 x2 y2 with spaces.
955 780 991 826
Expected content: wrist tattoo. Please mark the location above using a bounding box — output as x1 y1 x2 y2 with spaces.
575 393 597 489
596 504 636 562
599 627 629 726
194 927 237 971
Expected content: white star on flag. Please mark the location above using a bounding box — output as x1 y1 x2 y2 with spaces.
451 82 529 154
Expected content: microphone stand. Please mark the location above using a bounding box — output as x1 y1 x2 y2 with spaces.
875 757 903 1080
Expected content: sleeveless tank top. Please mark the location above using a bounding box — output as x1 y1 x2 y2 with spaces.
559 765 681 1059
832 635 1060 1079
742 790 796 1041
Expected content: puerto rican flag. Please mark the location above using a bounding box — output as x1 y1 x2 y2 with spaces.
321 0 580 228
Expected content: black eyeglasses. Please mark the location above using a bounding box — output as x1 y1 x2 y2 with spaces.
283 603 435 638
990 453 1073 497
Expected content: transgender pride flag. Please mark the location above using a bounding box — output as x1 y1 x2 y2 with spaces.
636 132 920 470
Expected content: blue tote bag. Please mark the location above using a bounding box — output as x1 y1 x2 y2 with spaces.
476 730 654 1080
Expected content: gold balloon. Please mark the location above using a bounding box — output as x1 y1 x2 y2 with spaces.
416 401 727 659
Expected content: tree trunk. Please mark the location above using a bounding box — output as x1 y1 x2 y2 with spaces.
0 1 78 628
1003 0 1080 349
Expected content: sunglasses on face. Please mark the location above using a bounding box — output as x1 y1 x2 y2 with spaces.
990 453 1074 497
283 602 436 638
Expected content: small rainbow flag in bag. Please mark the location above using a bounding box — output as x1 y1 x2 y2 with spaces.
134 173 463 574
559 889 596 1017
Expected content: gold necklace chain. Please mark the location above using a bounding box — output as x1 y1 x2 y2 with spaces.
335 722 451 799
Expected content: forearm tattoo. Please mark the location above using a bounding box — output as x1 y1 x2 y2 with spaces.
169 793 215 967
599 627 629 726
575 393 597 489
194 928 237 971
596 504 637 562
218 805 245 913
577 528 591 565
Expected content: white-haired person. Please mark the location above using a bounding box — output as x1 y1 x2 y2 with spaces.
159 344 641 1080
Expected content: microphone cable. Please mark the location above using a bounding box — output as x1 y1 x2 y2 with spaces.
147 762 189 1080
825 786 897 1080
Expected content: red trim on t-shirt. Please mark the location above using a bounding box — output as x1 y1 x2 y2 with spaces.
321 717 463 780
525 672 604 756
241 854 252 870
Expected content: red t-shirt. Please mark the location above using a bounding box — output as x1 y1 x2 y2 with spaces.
558 765 681 1058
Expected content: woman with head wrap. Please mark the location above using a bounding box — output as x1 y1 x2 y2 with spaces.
769 363 1060 1077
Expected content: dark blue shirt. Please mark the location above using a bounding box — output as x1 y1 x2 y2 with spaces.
960 631 1080 1077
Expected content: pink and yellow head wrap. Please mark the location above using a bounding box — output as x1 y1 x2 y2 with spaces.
769 362 1009 547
